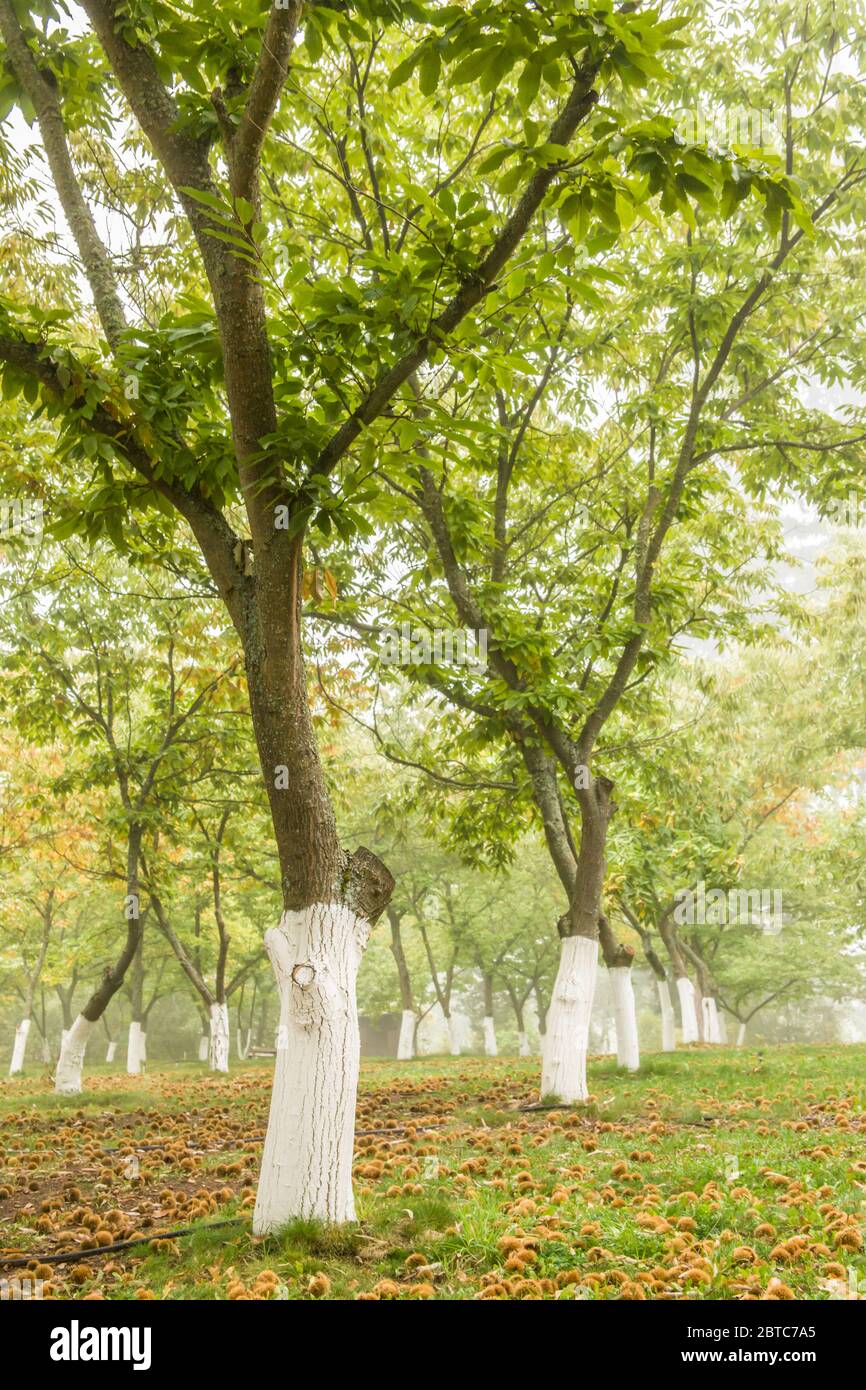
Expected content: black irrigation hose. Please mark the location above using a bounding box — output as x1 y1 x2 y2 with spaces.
1 1122 450 1271
0 1219 246 1270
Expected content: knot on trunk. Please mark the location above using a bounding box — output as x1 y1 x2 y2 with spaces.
598 912 634 969
291 962 316 989
341 846 394 925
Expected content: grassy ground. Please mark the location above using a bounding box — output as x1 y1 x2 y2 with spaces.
1 1044 864 1300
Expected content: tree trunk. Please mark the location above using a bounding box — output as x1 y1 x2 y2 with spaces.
106 1040 117 1063
209 1000 230 1072
240 543 394 1230
540 935 598 1103
9 1017 30 1075
507 985 531 1056
599 915 639 1071
610 966 640 1070
253 902 371 1231
127 1020 145 1075
397 1010 415 1060
198 1034 209 1062
534 983 548 1039
482 972 497 1056
539 777 611 1102
736 1020 747 1047
55 827 146 1093
656 978 676 1052
388 908 414 1060
675 976 700 1043
702 995 722 1044
10 915 50 1075
55 1014 94 1094
446 1012 461 1056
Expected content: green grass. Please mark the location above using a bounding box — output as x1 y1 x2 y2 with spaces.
1 1044 864 1300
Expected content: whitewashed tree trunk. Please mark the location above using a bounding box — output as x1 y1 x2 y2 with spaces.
126 1021 145 1075
55 1014 94 1094
610 966 640 1071
736 1021 747 1047
9 1018 31 1075
518 1030 530 1057
61 1027 70 1048
676 975 699 1043
396 1009 415 1060
238 1028 252 1060
209 1001 230 1072
105 1040 117 1063
482 1015 498 1057
197 1033 209 1062
702 996 721 1044
717 1007 728 1045
253 903 369 1233
656 978 676 1052
446 1014 461 1056
540 936 597 1103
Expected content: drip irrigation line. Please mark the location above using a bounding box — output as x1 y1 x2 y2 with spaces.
0 1219 245 1270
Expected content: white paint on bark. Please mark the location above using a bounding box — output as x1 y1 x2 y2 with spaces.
676 975 699 1043
702 996 721 1044
9 1017 30 1075
482 1014 498 1056
610 966 640 1070
540 935 597 1103
717 1006 728 1045
446 1014 461 1056
209 1001 230 1072
106 1040 117 1064
737 1021 747 1047
397 1008 415 1060
198 1034 209 1062
55 1014 93 1094
252 902 370 1233
656 978 676 1052
127 1021 145 1075
518 1030 530 1057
